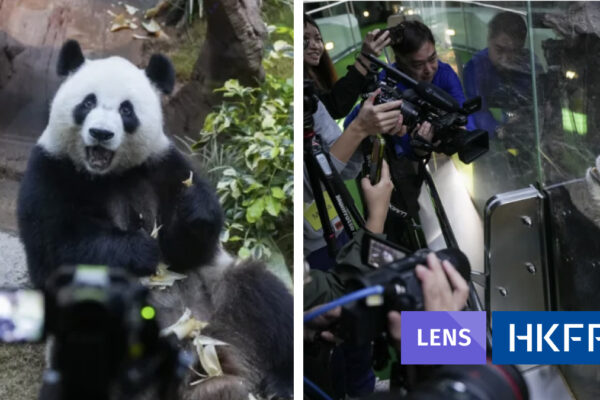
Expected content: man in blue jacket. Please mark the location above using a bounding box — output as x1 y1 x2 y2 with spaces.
344 20 472 249
463 12 540 202
463 11 534 139
345 19 474 157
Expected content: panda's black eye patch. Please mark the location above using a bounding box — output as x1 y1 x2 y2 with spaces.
73 93 96 125
120 102 132 116
119 100 139 134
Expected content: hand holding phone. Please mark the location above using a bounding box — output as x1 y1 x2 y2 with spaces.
370 136 385 185
361 158 394 233
363 28 391 57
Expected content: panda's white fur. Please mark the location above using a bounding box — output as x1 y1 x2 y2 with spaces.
583 155 600 227
567 155 600 229
38 56 169 174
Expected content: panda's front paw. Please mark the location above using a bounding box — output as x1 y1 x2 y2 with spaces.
176 185 223 236
127 231 161 276
162 182 224 269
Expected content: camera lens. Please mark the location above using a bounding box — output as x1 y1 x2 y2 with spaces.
407 364 528 400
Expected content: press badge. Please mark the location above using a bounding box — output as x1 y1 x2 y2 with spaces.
304 192 343 233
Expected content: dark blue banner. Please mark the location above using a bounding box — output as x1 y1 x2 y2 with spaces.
493 311 600 364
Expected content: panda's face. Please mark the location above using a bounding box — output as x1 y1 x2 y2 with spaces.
39 48 172 175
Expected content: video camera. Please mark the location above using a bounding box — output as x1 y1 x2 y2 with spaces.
336 233 471 347
362 53 489 164
0 265 189 400
305 233 529 400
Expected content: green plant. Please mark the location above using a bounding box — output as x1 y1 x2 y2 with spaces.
193 37 293 266
262 0 293 30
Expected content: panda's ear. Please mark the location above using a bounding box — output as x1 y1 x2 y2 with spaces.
145 54 175 94
57 40 85 76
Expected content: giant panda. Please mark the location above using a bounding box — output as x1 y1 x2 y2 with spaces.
17 40 292 399
18 39 223 282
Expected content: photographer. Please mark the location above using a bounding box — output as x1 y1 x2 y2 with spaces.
304 136 397 398
304 91 404 271
305 163 468 317
304 251 469 400
345 20 474 154
463 12 541 196
305 253 469 321
304 13 391 119
305 159 395 306
304 155 469 399
336 20 479 250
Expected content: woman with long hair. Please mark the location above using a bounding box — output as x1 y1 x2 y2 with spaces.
304 13 390 119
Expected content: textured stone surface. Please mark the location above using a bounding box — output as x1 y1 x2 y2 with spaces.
0 230 28 286
166 0 266 138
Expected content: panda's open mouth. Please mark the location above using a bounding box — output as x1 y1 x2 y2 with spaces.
86 146 114 171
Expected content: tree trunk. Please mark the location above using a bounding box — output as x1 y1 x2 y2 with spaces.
165 0 266 138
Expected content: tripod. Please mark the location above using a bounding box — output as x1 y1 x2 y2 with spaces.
303 83 365 257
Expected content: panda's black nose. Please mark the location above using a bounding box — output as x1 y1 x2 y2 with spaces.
89 128 114 142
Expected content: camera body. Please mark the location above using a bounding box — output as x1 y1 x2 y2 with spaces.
38 265 186 400
337 234 471 346
364 54 489 163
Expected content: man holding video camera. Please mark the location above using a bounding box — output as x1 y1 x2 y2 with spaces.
344 20 474 153
340 19 483 250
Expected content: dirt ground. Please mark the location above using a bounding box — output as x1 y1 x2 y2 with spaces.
0 228 43 400
0 344 45 400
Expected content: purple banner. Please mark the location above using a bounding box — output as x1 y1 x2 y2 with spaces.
400 311 486 365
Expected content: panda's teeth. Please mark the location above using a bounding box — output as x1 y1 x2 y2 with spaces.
86 146 114 171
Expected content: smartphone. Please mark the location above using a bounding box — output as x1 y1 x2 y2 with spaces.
370 136 385 185
0 289 44 343
374 28 390 41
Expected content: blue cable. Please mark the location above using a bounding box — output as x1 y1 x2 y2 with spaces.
303 285 384 323
304 376 334 400
303 285 385 400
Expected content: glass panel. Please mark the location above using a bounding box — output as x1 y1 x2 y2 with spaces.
400 1 542 212
304 2 363 68
532 1 600 185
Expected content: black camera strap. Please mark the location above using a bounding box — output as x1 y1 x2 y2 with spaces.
304 130 366 257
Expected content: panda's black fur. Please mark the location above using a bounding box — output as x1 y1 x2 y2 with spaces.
146 260 294 399
17 40 293 399
18 143 224 285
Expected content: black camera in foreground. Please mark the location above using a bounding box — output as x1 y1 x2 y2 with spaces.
363 53 489 164
365 364 529 400
0 265 188 400
337 233 471 347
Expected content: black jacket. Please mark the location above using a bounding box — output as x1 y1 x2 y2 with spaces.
318 65 373 119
